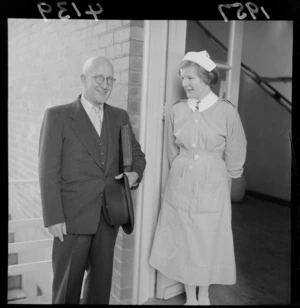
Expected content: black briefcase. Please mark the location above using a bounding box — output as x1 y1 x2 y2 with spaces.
103 124 134 234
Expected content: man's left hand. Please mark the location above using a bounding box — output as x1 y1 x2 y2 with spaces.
115 172 139 188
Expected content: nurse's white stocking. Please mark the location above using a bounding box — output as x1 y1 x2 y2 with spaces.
197 286 210 306
184 284 197 305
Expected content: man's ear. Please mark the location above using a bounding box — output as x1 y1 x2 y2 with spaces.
80 74 86 85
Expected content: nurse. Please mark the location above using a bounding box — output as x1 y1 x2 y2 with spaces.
149 51 247 305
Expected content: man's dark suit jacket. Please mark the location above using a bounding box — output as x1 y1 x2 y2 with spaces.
38 95 146 234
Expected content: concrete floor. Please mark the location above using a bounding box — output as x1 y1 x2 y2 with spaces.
9 195 290 305
145 195 291 305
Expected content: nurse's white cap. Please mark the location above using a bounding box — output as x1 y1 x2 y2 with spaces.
181 50 216 72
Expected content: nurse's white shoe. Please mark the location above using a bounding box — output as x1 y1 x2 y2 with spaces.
197 296 210 306
184 299 198 305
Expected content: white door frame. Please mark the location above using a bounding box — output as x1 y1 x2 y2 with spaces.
132 20 169 305
132 20 187 305
155 20 188 300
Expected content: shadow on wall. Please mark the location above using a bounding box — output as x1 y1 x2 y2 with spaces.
184 20 292 203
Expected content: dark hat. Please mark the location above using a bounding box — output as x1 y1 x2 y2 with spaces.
103 174 134 234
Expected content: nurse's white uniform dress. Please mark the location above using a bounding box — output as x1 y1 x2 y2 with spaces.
149 91 247 286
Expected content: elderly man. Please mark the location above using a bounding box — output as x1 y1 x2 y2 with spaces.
38 57 146 304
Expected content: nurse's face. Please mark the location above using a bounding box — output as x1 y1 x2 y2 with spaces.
180 66 207 100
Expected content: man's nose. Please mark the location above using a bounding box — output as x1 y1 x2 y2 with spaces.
182 78 188 87
101 78 108 88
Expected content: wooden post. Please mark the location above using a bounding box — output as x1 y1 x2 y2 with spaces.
226 21 244 107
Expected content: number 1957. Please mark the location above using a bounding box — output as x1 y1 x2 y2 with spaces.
218 2 270 22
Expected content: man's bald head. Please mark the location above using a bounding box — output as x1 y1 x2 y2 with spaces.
82 57 114 76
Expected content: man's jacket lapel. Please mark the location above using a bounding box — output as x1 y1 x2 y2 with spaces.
69 97 103 170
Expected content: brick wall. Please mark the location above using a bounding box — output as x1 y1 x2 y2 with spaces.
8 18 144 304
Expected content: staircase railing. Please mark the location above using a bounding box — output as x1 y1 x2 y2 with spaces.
195 21 292 113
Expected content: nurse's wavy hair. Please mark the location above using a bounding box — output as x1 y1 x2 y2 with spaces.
179 60 219 87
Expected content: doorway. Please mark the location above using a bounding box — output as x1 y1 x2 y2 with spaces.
132 20 244 304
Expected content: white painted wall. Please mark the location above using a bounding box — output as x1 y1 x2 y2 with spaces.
200 20 292 101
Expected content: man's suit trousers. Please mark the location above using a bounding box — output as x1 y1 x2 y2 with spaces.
51 210 119 304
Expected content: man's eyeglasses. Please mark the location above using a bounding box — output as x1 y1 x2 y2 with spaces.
89 75 116 86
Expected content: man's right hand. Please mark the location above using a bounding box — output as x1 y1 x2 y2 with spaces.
47 222 67 242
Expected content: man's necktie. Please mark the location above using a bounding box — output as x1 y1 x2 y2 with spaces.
91 106 102 136
195 101 200 111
